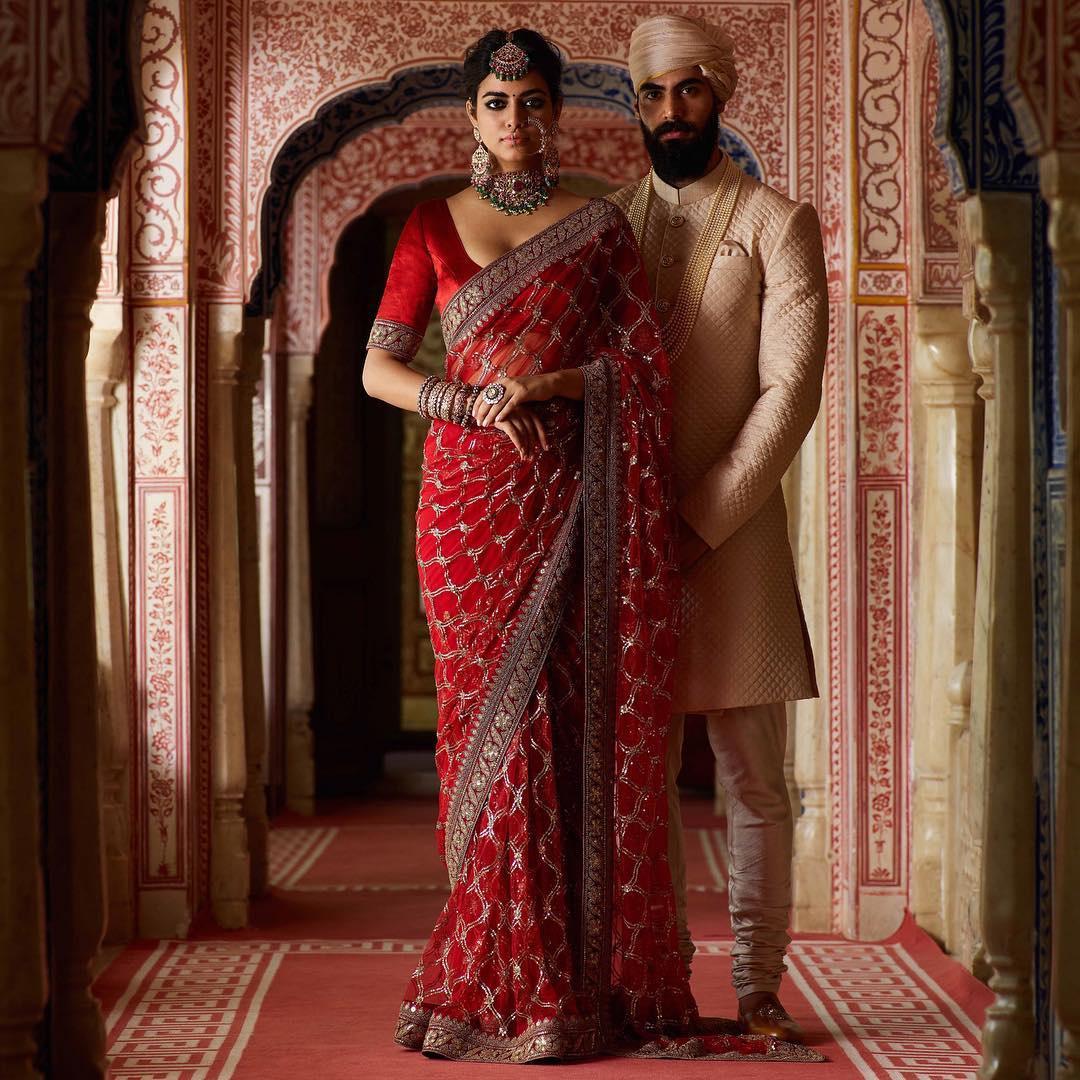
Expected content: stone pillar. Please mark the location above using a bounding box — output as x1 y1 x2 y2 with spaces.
206 306 250 928
945 661 982 965
207 302 250 927
46 190 109 1077
239 316 270 896
1042 150 1080 1079
792 407 832 932
910 304 979 942
952 315 993 976
0 147 49 1080
963 193 1035 1079
86 194 134 945
285 353 317 815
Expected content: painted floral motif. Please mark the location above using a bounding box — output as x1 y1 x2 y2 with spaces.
862 488 899 883
244 1 791 290
856 308 905 476
134 310 185 477
856 1 907 263
918 29 960 303
129 0 186 297
192 0 245 297
144 495 179 876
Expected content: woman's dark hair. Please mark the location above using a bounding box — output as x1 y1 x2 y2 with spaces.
463 29 563 105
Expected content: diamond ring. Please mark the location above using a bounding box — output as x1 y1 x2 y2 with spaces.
484 383 507 404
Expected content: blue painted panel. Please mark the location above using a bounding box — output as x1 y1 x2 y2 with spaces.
977 0 1038 191
923 0 1036 194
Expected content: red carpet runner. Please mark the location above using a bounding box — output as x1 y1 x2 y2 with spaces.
96 798 991 1077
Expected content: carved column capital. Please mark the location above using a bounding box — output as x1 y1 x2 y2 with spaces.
914 304 976 405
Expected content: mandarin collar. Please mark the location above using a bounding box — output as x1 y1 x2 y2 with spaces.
650 155 729 206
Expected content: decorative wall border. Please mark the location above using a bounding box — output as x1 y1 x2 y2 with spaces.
127 0 196 929
846 1 911 936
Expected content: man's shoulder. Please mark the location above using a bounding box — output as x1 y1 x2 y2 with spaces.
605 180 646 215
737 171 801 224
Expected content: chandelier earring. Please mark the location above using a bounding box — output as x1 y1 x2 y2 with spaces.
542 120 560 188
526 117 560 190
471 126 492 186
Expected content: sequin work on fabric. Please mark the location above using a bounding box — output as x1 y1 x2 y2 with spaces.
383 202 820 1065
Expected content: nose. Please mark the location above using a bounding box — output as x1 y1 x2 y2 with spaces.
662 94 684 120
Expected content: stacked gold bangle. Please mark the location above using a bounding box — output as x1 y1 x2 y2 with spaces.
417 375 482 426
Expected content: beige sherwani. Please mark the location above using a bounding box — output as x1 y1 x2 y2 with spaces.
611 158 828 997
609 160 827 714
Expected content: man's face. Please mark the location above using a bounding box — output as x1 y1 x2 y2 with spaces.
635 65 720 185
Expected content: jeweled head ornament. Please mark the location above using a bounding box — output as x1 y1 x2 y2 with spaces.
490 36 530 81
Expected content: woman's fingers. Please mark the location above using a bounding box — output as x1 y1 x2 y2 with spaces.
510 414 535 457
527 409 549 451
495 417 527 457
487 389 525 426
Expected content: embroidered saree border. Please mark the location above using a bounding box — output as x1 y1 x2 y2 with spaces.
395 1005 601 1064
442 199 618 350
395 1006 825 1064
579 358 620 1029
366 317 423 361
442 484 583 884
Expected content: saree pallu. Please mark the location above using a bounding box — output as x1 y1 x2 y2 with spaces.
393 201 820 1066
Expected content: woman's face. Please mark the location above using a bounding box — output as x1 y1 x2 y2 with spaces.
467 69 558 172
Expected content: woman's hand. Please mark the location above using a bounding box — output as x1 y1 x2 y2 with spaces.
472 369 584 428
493 406 550 459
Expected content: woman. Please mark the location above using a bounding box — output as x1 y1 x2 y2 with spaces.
362 28 818 1066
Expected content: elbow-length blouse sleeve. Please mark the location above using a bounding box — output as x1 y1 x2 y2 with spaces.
366 205 437 362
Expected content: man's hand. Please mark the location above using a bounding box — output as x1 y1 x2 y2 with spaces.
678 518 709 570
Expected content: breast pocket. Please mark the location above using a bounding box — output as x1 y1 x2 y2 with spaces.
712 254 755 271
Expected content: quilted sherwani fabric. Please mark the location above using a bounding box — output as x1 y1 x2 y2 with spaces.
609 159 828 711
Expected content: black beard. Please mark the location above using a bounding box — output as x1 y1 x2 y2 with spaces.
640 115 719 185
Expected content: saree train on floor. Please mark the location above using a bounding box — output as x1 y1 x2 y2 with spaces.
366 198 821 1065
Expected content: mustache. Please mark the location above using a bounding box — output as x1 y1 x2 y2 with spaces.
651 119 700 138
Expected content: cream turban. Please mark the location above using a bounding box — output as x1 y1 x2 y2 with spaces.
627 14 738 104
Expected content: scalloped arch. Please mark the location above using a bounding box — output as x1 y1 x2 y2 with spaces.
247 61 764 315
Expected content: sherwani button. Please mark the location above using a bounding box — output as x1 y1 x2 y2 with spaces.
660 255 675 268
656 298 671 312
670 214 685 227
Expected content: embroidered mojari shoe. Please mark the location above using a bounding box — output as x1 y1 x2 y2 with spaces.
737 992 805 1044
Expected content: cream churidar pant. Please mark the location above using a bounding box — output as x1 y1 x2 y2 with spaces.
666 707 792 996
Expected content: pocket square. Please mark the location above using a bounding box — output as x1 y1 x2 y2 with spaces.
716 241 749 257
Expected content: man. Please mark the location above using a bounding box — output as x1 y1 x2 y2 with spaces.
609 14 828 1044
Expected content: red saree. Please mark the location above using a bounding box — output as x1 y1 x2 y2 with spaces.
366 199 820 1066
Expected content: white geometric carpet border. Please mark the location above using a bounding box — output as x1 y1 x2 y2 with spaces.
104 939 984 1078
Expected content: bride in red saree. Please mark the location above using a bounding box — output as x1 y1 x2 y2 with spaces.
361 28 819 1068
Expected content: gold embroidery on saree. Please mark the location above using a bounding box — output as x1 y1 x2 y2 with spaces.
578 358 620 1026
366 317 423 360
441 484 584 884
442 199 618 349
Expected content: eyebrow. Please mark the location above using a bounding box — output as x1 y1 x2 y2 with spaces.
482 88 548 99
639 77 707 93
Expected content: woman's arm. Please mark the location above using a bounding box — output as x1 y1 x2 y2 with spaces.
364 347 550 458
361 347 429 411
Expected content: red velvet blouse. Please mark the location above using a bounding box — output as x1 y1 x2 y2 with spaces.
366 199 481 361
